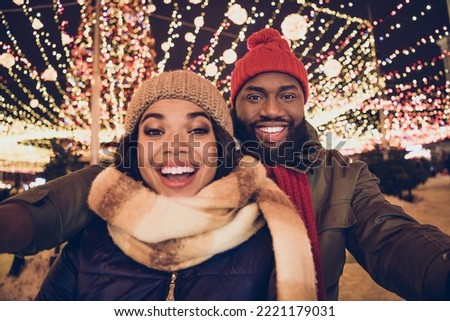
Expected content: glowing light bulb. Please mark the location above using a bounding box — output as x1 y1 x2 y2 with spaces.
32 18 44 30
0 53 15 69
222 49 237 64
281 14 308 40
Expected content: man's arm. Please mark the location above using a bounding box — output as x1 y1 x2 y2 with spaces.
346 161 450 300
0 165 104 255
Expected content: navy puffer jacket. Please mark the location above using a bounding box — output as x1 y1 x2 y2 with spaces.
36 218 275 300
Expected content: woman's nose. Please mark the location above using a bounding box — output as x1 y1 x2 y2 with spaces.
164 131 192 155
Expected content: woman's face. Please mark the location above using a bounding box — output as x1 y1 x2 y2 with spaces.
137 99 218 197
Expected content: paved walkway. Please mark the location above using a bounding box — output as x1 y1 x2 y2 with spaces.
1 175 449 300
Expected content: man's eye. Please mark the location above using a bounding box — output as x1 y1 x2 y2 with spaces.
281 93 296 100
247 94 262 101
144 128 164 136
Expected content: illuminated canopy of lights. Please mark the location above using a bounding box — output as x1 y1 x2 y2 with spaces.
0 0 449 173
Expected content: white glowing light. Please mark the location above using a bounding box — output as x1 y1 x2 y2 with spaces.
184 32 196 43
205 63 218 77
222 49 237 64
32 18 44 30
13 0 24 5
30 99 39 108
227 4 248 25
42 67 58 81
77 100 89 108
0 52 15 69
29 177 47 188
161 41 171 52
404 145 431 160
281 14 308 40
405 144 423 152
61 33 73 45
194 16 204 28
323 58 342 78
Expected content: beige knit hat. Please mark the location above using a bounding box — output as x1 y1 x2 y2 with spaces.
125 70 234 138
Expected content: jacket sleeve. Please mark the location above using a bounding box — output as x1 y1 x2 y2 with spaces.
345 161 450 300
0 165 104 256
35 240 80 300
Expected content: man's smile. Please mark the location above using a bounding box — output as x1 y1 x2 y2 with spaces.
255 122 289 144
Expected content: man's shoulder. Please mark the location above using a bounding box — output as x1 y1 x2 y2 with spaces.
309 148 368 173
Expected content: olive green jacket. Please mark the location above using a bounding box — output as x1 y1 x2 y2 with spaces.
4 128 450 300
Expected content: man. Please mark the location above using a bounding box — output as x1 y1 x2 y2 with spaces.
1 28 449 300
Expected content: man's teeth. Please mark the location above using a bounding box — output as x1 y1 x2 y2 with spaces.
259 126 284 134
161 166 195 175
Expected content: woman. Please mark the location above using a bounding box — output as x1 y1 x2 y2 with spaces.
35 70 318 301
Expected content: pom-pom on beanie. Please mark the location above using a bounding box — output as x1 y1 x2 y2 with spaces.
230 28 309 106
125 70 234 138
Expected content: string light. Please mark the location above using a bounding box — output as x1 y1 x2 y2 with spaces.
182 1 209 68
0 0 448 169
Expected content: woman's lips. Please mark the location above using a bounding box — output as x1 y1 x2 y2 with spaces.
158 165 197 189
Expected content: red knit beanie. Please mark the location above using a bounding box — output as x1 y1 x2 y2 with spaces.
230 28 309 107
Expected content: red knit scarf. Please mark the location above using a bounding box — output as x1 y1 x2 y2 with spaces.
265 165 326 300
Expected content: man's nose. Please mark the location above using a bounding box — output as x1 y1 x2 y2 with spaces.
260 98 285 119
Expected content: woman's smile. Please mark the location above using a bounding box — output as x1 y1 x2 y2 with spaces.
157 163 197 189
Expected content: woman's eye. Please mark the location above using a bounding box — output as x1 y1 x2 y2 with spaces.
190 128 209 135
143 128 164 136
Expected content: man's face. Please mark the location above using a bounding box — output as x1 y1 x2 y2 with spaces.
233 72 308 165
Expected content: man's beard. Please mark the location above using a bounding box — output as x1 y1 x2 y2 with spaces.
232 112 310 167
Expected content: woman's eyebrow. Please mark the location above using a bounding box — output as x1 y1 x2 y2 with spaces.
187 111 210 120
140 112 164 124
140 111 210 124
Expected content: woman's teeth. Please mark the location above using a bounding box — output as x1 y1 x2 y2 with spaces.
161 166 195 175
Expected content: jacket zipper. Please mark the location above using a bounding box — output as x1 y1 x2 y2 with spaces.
165 272 178 301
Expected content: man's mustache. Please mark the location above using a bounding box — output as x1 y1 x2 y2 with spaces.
251 116 292 126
